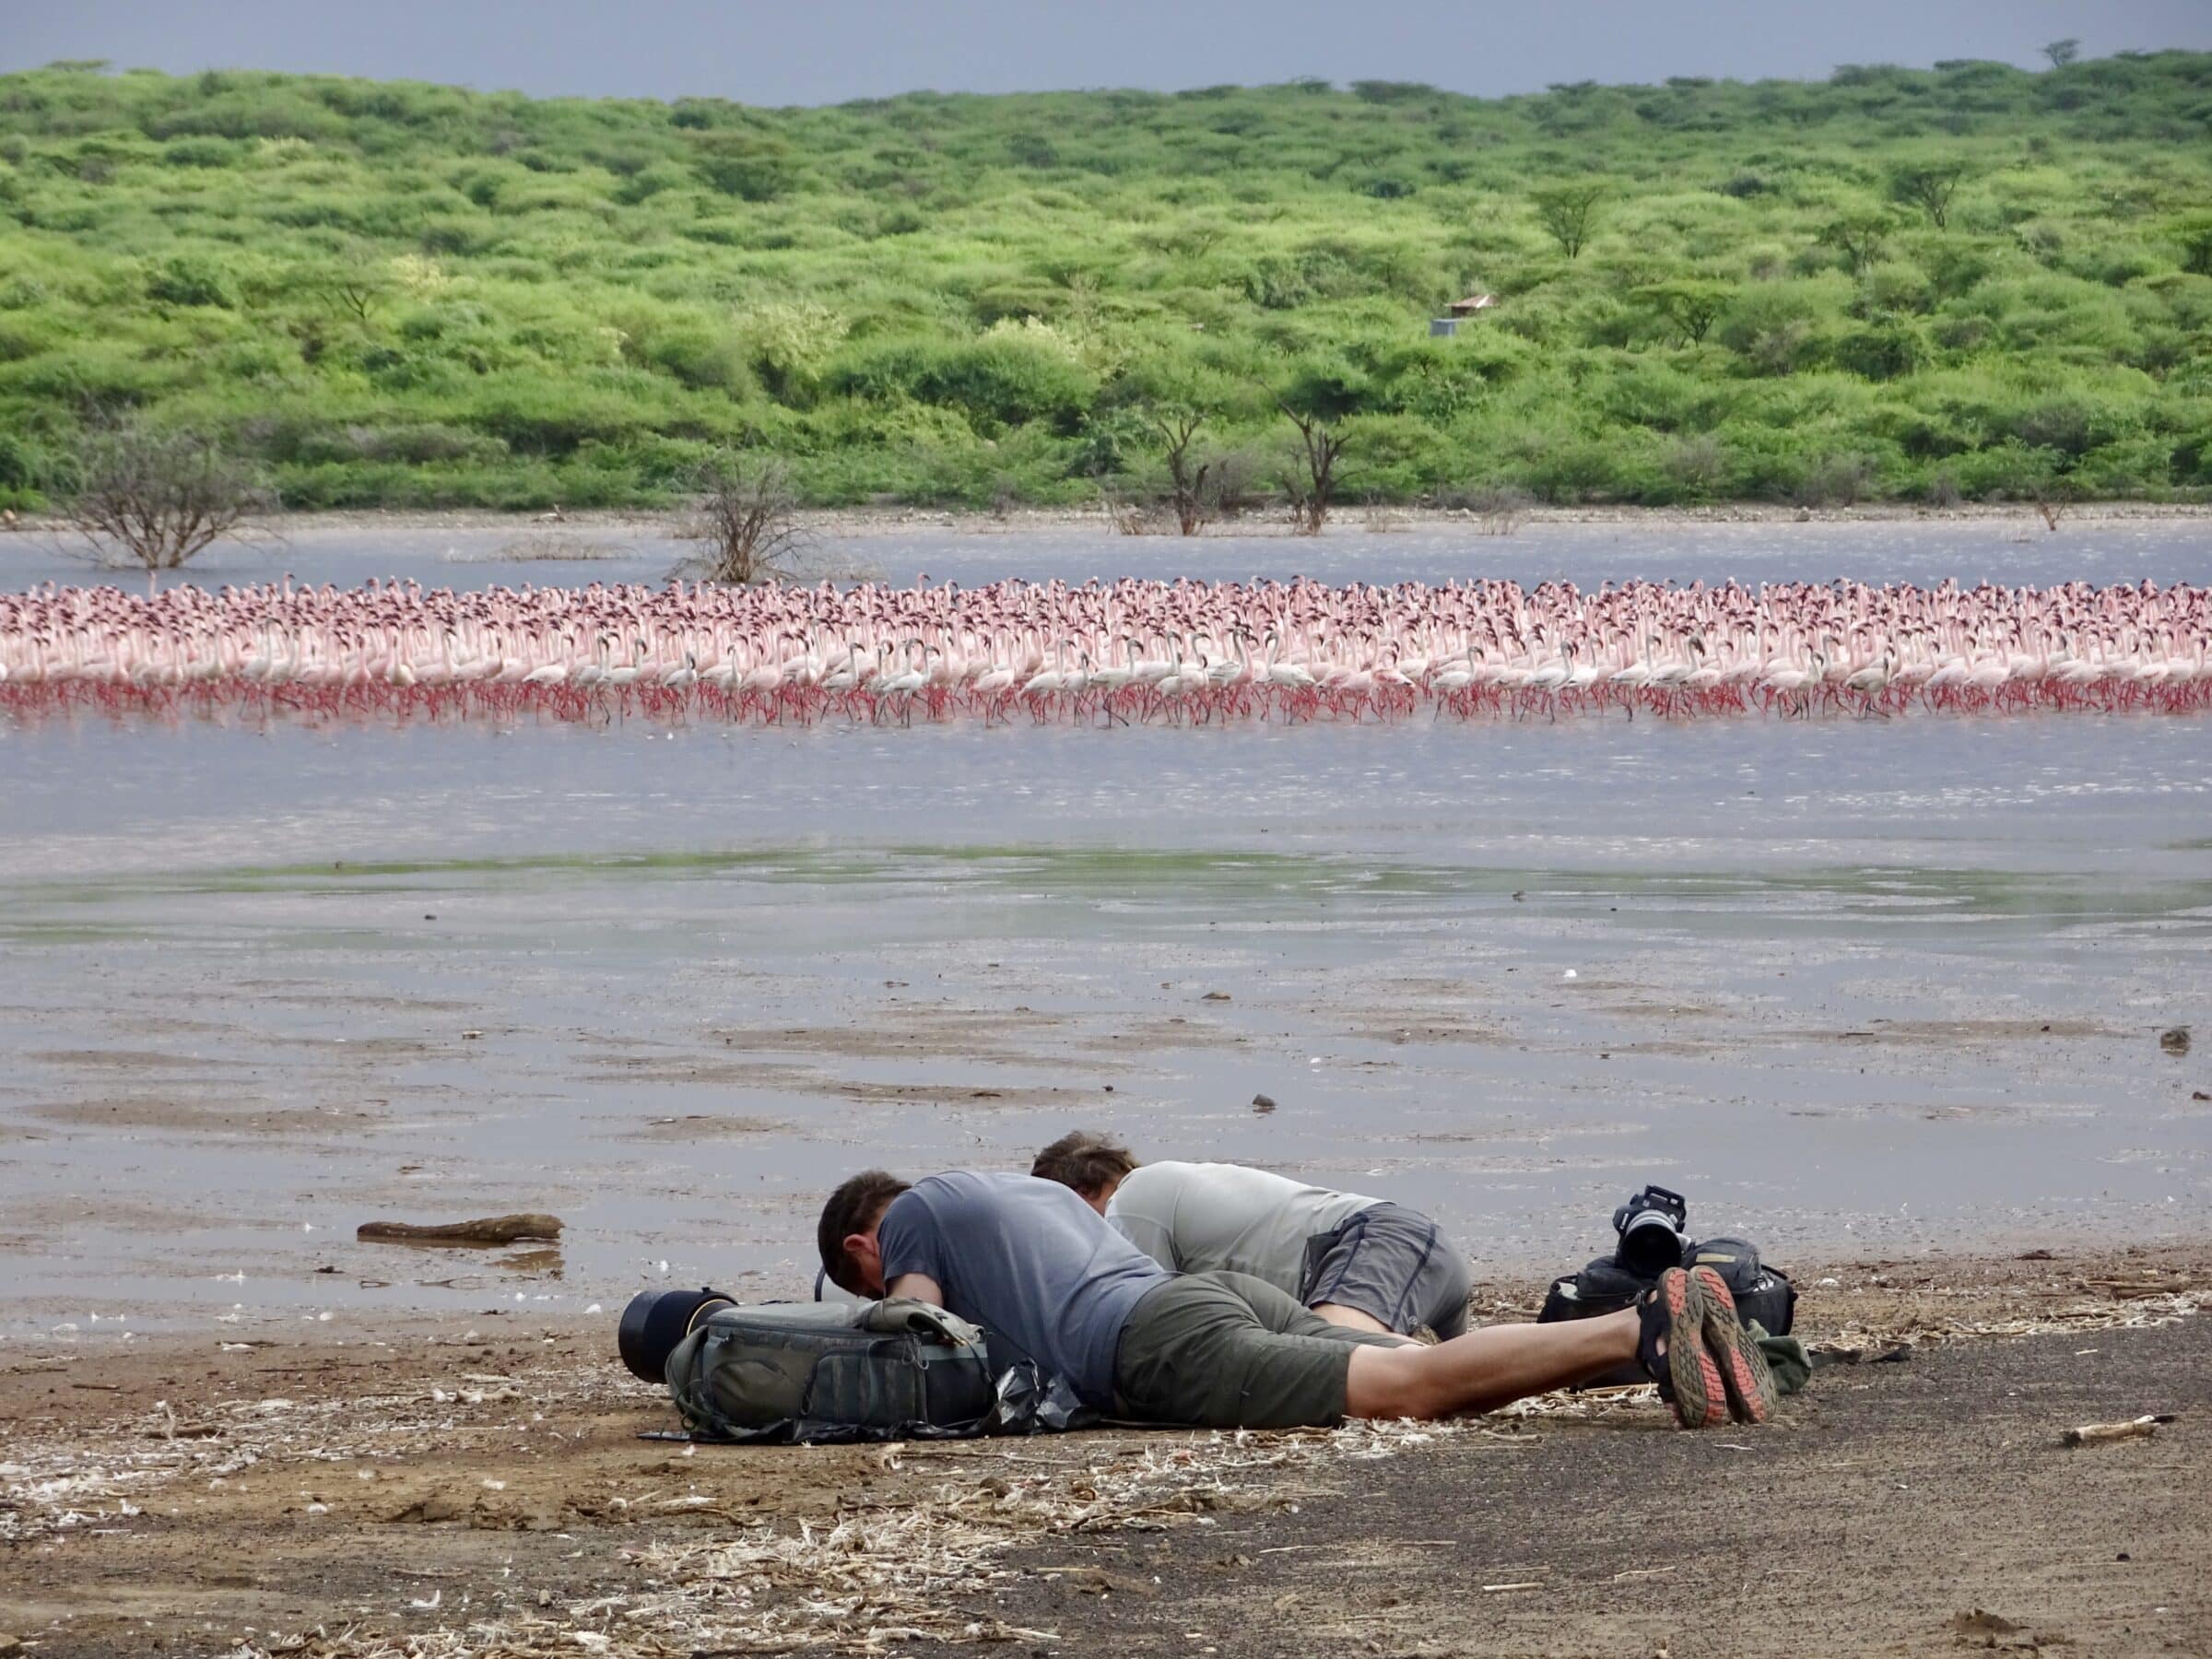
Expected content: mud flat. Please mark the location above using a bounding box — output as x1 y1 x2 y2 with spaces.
1 1245 2205 1657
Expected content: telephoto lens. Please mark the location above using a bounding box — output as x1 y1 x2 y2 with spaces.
618 1288 735 1382
1611 1184 1689 1276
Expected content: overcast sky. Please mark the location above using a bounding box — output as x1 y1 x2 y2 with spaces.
4 0 2206 106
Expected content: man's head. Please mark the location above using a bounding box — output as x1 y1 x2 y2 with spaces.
1030 1131 1138 1214
817 1170 912 1297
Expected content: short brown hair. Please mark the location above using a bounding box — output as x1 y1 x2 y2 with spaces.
1030 1131 1138 1199
817 1171 911 1294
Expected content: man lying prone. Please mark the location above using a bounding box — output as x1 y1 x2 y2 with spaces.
818 1169 1775 1430
1031 1131 1471 1341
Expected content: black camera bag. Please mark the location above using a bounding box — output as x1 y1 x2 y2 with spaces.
1537 1236 1796 1388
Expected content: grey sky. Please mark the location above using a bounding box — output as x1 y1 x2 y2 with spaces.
2 0 2206 106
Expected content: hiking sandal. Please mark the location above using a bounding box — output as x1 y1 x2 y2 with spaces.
1691 1265 1778 1425
1635 1267 1726 1429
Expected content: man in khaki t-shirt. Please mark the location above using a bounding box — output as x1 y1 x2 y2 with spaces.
1031 1134 1471 1340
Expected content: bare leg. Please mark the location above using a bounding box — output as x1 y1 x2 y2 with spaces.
1311 1301 1401 1338
1344 1309 1640 1419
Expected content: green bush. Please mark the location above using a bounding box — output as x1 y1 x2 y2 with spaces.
0 428 42 494
145 253 237 309
0 56 2206 507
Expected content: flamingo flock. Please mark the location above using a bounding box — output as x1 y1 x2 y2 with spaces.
1 575 2207 726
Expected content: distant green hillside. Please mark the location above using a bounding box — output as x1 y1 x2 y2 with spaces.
0 55 2208 512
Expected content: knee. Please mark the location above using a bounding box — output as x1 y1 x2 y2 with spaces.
1344 1346 1442 1421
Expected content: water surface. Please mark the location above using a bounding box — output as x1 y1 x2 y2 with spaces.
1 523 2206 1339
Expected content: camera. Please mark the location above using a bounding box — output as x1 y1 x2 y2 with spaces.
618 1287 735 1382
1611 1184 1689 1275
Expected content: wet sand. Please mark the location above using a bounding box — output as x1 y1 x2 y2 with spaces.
3 831 2207 1334
3 1245 2205 1657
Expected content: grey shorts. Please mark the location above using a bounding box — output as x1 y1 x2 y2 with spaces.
1111 1271 1403 1429
1300 1201 1473 1339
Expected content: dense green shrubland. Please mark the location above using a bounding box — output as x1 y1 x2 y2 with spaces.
0 55 2208 512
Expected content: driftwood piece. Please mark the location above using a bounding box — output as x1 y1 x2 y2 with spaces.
357 1213 563 1246
2060 1413 2175 1448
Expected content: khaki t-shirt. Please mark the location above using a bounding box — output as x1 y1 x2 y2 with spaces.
1105 1160 1379 1298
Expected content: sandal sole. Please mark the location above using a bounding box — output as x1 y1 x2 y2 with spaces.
1692 1265 1777 1425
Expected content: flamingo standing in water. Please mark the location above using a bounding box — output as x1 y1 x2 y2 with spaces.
1 575 2205 726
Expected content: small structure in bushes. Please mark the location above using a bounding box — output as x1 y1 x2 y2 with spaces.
1430 293 1498 336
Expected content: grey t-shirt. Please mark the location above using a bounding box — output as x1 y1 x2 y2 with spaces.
1106 1161 1379 1298
877 1171 1169 1409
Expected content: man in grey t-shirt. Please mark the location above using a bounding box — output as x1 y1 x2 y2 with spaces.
1031 1134 1472 1340
816 1166 1775 1432
836 1169 1167 1408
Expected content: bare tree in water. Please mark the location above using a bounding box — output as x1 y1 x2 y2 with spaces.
65 423 275 588
1278 404 1349 535
677 453 809 583
1149 406 1213 535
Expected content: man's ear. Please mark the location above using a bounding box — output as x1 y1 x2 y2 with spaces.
842 1230 879 1280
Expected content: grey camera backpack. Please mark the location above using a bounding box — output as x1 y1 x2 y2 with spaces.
662 1297 1076 1444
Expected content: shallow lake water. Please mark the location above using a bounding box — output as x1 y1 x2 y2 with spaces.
5 512 2211 594
2 521 2208 1339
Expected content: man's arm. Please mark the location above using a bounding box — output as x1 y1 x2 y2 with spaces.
887 1272 944 1305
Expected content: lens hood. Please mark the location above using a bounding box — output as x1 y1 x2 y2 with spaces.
618 1287 735 1382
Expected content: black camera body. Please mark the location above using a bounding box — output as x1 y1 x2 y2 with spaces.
1611 1183 1689 1275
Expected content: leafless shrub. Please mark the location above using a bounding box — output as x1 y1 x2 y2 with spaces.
1360 503 1410 534
1103 489 1171 535
1202 448 1266 520
65 423 276 585
1793 453 1877 510
2031 477 2074 533
471 535 635 564
1444 484 1532 535
1662 435 1726 501
674 453 808 583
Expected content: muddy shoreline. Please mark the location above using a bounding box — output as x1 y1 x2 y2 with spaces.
2 1243 2204 1657
6 500 2212 549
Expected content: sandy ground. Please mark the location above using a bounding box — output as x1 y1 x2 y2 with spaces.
3 1244 2205 1658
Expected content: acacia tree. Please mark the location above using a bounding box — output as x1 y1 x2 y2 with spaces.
1530 181 1606 259
1634 278 1735 345
65 423 274 589
322 243 390 324
1819 209 1895 276
1277 403 1349 535
2041 38 2080 68
1889 160 1970 229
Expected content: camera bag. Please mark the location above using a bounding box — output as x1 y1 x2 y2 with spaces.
661 1296 1071 1444
1536 1236 1797 1388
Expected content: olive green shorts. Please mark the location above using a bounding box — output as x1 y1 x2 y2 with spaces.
1111 1270 1404 1429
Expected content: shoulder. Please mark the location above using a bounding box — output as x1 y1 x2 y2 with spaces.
878 1184 931 1239
1124 1160 1199 1191
1112 1162 1171 1201
899 1170 1030 1222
